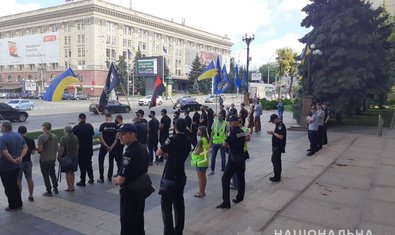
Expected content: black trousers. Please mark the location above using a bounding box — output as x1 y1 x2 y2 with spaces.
317 125 324 149
322 124 328 145
40 160 58 192
308 130 319 153
222 160 245 205
0 168 22 209
160 132 169 146
148 138 158 162
271 147 282 179
161 181 185 235
113 147 123 175
78 152 94 182
98 145 116 180
120 188 145 235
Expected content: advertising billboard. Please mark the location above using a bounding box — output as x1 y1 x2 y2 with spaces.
136 56 164 77
0 32 60 66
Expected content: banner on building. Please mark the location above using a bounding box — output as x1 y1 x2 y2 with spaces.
0 32 60 66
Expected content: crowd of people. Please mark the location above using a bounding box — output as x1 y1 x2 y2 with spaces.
0 98 332 235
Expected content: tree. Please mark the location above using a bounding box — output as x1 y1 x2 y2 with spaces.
275 48 300 99
259 63 278 84
299 0 394 116
131 48 145 95
116 56 128 95
187 54 203 94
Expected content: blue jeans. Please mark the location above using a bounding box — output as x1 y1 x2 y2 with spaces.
211 143 226 172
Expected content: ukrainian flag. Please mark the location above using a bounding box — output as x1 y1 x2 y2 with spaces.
197 61 217 81
43 68 81 101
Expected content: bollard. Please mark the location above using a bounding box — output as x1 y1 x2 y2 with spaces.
377 115 384 137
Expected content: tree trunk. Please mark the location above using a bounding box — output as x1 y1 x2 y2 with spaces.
288 76 294 100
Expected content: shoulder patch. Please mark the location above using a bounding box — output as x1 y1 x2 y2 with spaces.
278 126 282 130
122 157 131 166
165 138 171 145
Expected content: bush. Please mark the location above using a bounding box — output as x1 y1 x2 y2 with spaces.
260 99 278 110
292 97 303 123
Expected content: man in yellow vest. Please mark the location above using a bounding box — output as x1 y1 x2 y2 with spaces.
208 110 228 176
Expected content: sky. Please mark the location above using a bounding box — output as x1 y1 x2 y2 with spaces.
0 0 312 69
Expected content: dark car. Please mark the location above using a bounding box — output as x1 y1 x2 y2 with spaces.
89 100 131 114
74 93 88 100
0 103 29 122
62 93 74 100
174 99 202 112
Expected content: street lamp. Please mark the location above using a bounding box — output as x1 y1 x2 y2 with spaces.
306 44 323 95
242 33 254 104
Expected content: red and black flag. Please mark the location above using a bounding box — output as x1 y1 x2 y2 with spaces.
149 76 165 109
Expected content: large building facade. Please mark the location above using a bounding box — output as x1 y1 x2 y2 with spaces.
0 0 232 96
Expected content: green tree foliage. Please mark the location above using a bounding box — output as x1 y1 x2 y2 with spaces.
276 48 300 98
259 63 278 84
187 54 203 94
131 48 145 95
299 0 394 115
115 56 128 95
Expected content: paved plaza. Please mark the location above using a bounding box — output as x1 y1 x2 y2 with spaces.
1 111 395 235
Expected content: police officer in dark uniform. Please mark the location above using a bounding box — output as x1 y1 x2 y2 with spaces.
267 114 286 182
216 115 247 209
148 110 159 165
113 124 149 235
156 118 191 235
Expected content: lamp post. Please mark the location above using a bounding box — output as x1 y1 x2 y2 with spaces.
242 33 254 104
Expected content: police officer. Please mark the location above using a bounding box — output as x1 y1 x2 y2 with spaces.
148 110 159 165
267 114 286 182
156 118 191 235
216 115 247 209
113 124 149 235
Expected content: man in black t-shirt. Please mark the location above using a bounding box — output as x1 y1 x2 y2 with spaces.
156 118 191 235
172 110 180 136
17 126 36 201
111 115 125 175
184 109 192 139
134 110 148 149
97 114 119 182
206 107 214 136
148 110 159 164
159 109 171 162
217 115 247 209
267 114 286 182
199 107 208 127
73 113 95 186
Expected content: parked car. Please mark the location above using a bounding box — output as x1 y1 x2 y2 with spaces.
174 99 202 112
138 95 163 106
5 93 20 99
176 95 195 103
74 93 88 100
89 100 131 114
0 93 7 98
6 99 34 110
62 93 74 100
0 103 29 122
37 92 46 99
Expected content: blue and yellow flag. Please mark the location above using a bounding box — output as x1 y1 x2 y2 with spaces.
234 65 241 89
197 61 217 81
43 68 81 101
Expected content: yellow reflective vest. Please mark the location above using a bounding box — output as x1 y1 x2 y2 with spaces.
212 118 227 144
191 137 209 168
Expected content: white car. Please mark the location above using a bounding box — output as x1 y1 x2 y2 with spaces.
6 99 34 110
138 95 163 106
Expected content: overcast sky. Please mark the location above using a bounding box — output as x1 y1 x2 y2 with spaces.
0 0 313 69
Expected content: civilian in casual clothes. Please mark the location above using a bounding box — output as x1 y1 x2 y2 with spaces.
206 107 214 137
191 107 201 147
148 110 159 164
0 121 27 211
229 103 238 117
322 103 330 145
38 122 59 196
58 126 79 192
306 106 319 156
316 103 325 150
239 103 249 126
134 109 149 150
184 109 193 140
111 115 125 174
73 113 95 186
17 126 36 201
254 100 263 132
247 105 255 134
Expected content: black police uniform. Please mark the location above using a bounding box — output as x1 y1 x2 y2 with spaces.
271 121 286 180
220 126 246 207
119 141 149 235
191 111 201 147
98 121 118 181
159 133 191 235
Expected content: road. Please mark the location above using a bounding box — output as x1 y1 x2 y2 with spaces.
5 96 233 132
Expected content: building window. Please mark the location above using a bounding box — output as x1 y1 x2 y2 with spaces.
64 22 70 32
0 65 3 71
128 40 132 48
82 34 85 43
7 75 12 81
0 75 2 82
138 42 147 51
29 64 35 70
9 65 14 71
106 22 115 32
19 65 24 71
17 75 22 82
123 39 127 47
51 24 58 32
106 48 111 58
51 63 58 70
77 20 85 30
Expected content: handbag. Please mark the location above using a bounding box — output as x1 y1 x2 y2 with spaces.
128 173 155 199
158 163 176 197
58 150 71 167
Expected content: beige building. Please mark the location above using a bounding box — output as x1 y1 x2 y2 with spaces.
0 0 232 96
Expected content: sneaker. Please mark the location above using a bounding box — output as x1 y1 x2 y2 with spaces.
97 179 104 183
216 203 230 209
88 179 94 184
207 171 215 176
5 206 22 211
43 192 53 197
306 152 315 157
76 181 86 187
28 196 34 202
269 177 281 182
53 187 59 194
